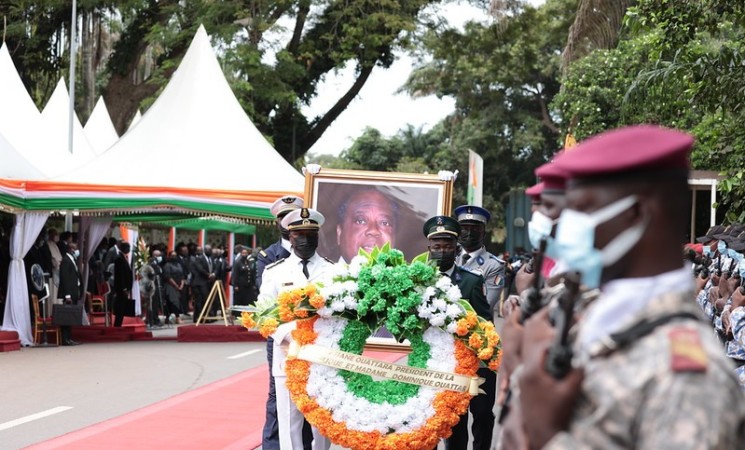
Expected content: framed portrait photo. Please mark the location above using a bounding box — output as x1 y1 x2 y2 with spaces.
303 168 454 264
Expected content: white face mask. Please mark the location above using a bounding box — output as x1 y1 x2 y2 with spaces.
554 195 647 289
528 211 555 250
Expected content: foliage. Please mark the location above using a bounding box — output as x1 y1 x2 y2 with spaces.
553 0 745 220
0 0 445 162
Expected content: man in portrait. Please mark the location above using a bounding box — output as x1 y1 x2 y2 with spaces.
335 187 399 262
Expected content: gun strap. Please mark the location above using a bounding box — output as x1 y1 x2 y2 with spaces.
606 311 701 352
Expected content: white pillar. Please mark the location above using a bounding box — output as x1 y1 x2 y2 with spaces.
690 188 696 243
710 180 718 227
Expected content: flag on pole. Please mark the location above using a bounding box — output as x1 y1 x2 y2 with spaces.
467 150 484 206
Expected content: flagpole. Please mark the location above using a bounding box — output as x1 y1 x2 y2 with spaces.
68 0 77 155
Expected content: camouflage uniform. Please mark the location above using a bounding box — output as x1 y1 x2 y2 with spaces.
728 306 745 388
545 288 745 449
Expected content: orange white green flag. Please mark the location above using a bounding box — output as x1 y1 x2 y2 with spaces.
467 150 483 206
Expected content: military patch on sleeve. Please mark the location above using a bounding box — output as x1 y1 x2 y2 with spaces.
669 328 708 373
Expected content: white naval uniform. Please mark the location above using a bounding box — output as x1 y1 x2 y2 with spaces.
260 251 333 450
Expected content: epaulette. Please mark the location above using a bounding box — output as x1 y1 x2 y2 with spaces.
259 250 268 258
490 254 504 263
460 266 484 279
322 256 335 264
265 258 286 270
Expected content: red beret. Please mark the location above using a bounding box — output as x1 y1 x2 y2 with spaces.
525 182 543 201
535 162 568 192
551 125 693 181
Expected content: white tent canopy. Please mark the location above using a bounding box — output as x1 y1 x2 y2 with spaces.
36 78 97 177
0 44 43 170
56 25 303 192
127 110 142 132
0 132 45 179
84 96 120 154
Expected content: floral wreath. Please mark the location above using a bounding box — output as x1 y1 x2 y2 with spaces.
242 244 501 450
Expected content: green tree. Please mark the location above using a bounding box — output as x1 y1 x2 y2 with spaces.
1 0 445 162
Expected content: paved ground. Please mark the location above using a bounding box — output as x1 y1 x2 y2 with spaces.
1 324 501 450
0 328 265 450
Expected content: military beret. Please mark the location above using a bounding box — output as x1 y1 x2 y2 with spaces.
535 161 568 193
551 125 693 183
281 208 325 231
525 182 543 202
423 215 461 239
696 225 725 243
270 195 304 218
454 205 491 224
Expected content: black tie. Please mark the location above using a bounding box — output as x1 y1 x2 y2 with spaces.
462 254 471 265
302 260 310 279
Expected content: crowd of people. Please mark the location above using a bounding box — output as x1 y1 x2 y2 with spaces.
0 228 261 343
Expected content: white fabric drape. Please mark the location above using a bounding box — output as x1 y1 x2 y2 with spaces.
2 212 50 346
78 217 112 326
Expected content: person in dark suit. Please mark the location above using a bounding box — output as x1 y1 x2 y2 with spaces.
231 248 257 313
58 242 82 345
177 243 192 318
113 242 133 327
256 195 307 450
190 246 214 322
423 215 494 450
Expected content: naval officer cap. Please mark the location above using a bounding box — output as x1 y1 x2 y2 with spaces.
423 215 461 239
270 195 304 218
281 208 325 231
696 225 725 243
551 125 693 185
454 205 491 224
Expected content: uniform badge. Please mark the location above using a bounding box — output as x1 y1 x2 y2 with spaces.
477 256 484 265
669 328 707 372
282 282 295 287
282 197 296 204
466 214 473 220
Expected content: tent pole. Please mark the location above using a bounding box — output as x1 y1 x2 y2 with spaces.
68 0 77 155
168 227 176 253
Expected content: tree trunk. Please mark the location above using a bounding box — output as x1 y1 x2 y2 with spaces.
80 11 95 122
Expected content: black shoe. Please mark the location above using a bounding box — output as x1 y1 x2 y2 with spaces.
63 339 80 346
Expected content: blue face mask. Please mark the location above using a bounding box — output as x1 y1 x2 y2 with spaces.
718 240 728 254
739 263 745 279
728 248 738 260
73 249 80 259
703 246 712 258
554 195 646 289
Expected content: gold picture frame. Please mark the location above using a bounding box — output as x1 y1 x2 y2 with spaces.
304 168 454 352
304 168 454 264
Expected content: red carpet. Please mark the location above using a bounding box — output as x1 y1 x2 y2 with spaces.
177 324 264 343
25 351 404 450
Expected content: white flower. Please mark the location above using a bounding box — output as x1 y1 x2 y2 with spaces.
429 313 446 327
417 304 432 319
317 307 333 318
446 321 458 334
432 298 447 311
445 303 463 319
422 286 436 300
331 300 345 312
447 285 462 302
435 276 452 290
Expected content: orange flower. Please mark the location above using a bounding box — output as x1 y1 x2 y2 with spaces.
240 312 256 329
478 347 494 361
468 333 483 349
465 311 478 328
309 294 326 309
455 319 470 336
259 317 279 338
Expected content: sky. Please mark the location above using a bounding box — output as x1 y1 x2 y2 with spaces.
303 0 545 157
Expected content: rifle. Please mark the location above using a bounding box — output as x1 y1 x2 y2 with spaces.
717 256 722 277
519 238 547 324
545 272 581 379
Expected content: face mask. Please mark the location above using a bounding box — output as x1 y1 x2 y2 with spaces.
703 246 712 258
458 229 482 250
554 195 646 289
739 263 745 279
430 250 457 271
280 228 290 241
528 211 555 250
718 240 727 254
727 248 739 260
155 256 163 263
293 234 319 260
73 249 80 258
